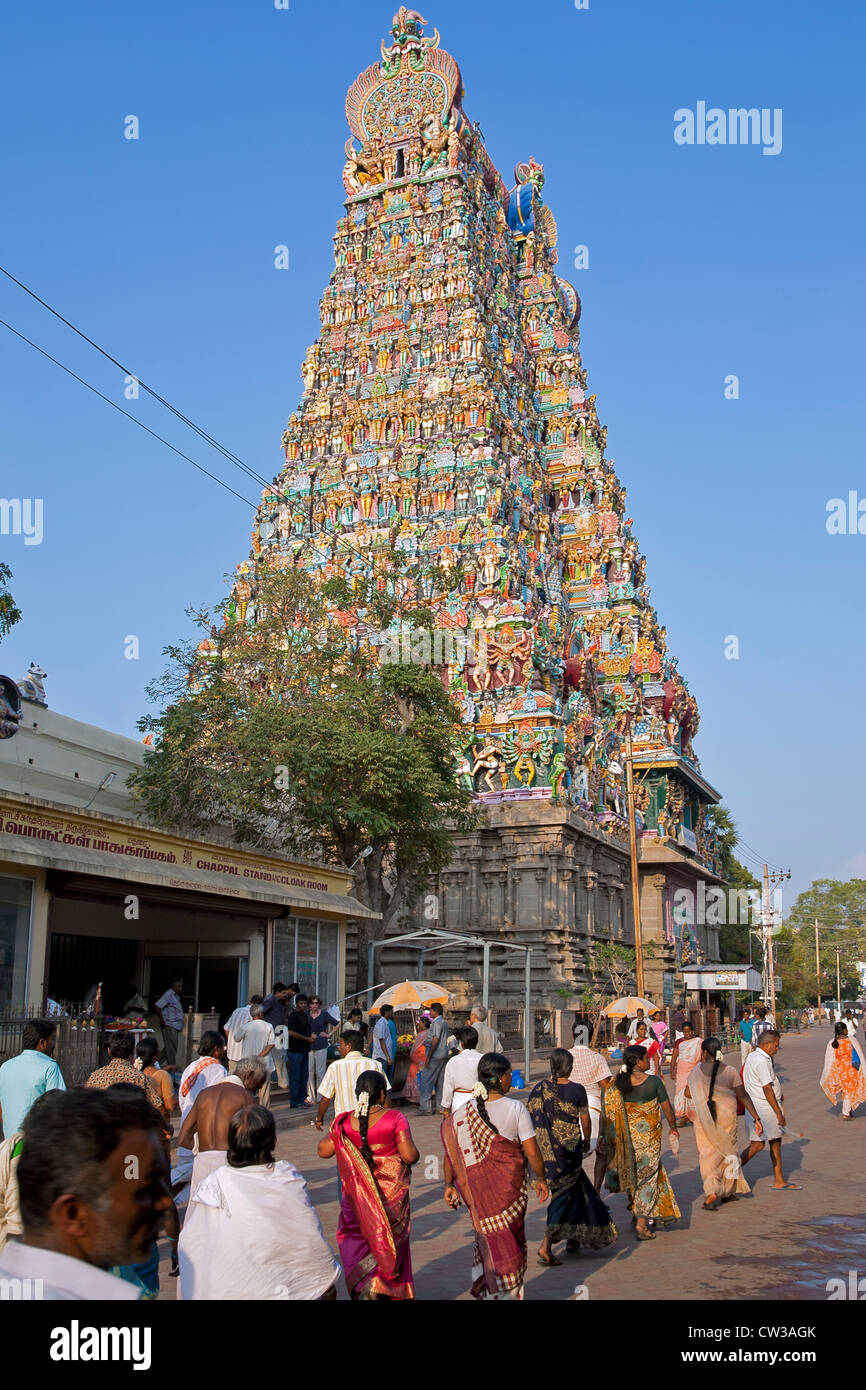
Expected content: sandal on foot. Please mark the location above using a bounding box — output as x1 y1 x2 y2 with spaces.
702 1198 721 1211
770 1181 803 1190
635 1229 657 1241
537 1253 563 1266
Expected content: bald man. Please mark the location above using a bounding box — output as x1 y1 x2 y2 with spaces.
177 1057 267 1197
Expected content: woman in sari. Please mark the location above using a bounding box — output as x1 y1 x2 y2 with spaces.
401 1015 429 1105
603 1045 680 1241
670 1021 702 1125
442 1052 548 1300
317 1070 418 1299
685 1036 762 1211
528 1049 618 1266
634 1021 662 1076
820 1021 866 1120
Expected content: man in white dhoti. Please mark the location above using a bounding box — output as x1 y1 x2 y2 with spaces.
178 1105 339 1301
567 1024 612 1188
740 1030 803 1191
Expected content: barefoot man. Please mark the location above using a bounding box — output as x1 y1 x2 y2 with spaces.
740 1029 802 1192
177 1057 268 1197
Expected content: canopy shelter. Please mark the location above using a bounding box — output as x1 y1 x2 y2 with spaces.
601 995 658 1019
369 980 452 1015
367 928 533 1086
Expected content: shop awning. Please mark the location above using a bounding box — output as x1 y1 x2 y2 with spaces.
0 832 381 920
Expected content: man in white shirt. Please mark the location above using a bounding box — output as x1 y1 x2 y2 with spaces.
740 1030 802 1191
315 1032 388 1128
0 1086 171 1299
441 1027 483 1114
178 1032 229 1119
627 1008 647 1041
223 995 263 1074
235 1004 276 1106
172 1032 229 1199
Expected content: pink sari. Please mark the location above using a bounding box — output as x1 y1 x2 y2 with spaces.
331 1110 414 1300
402 1029 428 1105
673 1037 703 1120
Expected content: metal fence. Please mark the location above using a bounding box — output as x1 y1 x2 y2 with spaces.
0 1007 106 1088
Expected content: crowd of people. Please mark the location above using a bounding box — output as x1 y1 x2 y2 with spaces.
0 992 860 1300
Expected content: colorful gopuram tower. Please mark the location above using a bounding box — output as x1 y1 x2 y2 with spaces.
236 9 723 1011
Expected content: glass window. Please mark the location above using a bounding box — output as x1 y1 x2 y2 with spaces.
272 917 341 1007
0 876 32 1011
317 922 339 1009
296 920 318 997
273 920 296 987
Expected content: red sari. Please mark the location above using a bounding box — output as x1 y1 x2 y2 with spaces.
441 1100 528 1300
331 1109 414 1300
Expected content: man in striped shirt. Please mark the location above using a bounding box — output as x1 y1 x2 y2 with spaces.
314 1032 389 1129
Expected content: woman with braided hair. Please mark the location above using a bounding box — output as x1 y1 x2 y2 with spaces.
441 1052 548 1300
686 1037 760 1211
317 1070 418 1298
528 1048 618 1265
602 1044 681 1240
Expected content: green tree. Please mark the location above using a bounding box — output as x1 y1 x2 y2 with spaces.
0 564 22 643
776 879 866 1006
131 560 476 991
585 942 637 1045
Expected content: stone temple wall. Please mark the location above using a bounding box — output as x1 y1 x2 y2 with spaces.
347 803 635 1011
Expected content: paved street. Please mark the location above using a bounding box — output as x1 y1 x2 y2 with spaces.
162 1025 866 1300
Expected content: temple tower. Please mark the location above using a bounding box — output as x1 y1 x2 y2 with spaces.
235 9 723 1013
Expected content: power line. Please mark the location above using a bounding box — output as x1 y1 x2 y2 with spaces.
0 264 271 490
0 316 258 510
738 839 784 873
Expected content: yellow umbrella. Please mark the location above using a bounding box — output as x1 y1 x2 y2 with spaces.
368 980 452 1015
601 995 658 1018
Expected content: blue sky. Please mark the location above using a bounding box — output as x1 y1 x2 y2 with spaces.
1 0 863 908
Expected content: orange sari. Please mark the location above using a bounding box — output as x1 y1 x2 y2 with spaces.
820 1037 866 1112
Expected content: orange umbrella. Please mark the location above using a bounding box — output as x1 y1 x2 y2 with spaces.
368 980 452 1014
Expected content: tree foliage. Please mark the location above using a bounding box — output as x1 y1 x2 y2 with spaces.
0 563 22 644
130 561 477 985
705 804 761 962
775 879 866 1005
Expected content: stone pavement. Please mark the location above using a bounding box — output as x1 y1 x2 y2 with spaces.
161 1025 866 1300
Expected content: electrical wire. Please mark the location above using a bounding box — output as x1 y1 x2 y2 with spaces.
0 316 258 510
0 264 271 489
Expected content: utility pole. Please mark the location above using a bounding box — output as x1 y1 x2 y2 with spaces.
624 725 645 998
763 864 791 1024
837 947 842 1010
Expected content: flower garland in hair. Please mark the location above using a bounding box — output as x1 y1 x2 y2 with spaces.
356 1091 370 1119
472 1081 488 1100
133 1058 145 1072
